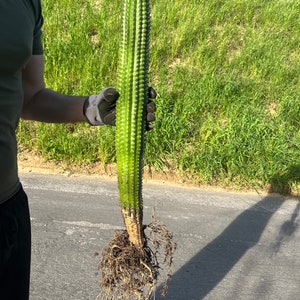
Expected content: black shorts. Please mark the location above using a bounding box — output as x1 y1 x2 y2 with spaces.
0 186 31 300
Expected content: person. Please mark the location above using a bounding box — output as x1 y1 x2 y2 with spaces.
0 1 156 299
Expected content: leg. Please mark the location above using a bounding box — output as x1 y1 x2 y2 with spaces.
0 186 31 300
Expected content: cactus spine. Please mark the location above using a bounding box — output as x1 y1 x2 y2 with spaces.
116 0 151 248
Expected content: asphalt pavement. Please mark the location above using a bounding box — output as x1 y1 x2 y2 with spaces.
19 172 300 300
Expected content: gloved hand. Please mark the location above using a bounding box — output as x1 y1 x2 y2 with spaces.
83 88 119 126
146 87 157 130
83 87 157 130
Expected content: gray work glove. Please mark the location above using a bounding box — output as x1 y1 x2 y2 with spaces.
83 88 119 126
83 87 157 130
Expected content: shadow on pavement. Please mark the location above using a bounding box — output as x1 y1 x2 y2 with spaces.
272 202 300 253
155 195 285 300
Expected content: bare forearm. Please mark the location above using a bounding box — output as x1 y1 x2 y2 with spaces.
21 88 86 123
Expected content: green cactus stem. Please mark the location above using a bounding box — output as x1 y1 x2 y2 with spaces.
116 0 150 249
98 2 176 298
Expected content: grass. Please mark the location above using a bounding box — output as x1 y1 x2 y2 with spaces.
17 0 300 193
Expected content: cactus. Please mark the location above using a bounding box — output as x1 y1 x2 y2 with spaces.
98 2 175 298
116 0 151 249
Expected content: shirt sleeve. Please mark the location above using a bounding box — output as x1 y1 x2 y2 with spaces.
32 0 44 55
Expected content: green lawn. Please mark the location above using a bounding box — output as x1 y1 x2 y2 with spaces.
18 0 300 193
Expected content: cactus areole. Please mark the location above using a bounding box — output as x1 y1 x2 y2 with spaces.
116 0 151 248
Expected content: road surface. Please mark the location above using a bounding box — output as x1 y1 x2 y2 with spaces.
19 172 300 300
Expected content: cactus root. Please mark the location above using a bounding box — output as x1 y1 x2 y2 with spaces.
98 220 176 300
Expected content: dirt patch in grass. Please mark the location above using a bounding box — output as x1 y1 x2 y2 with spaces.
18 150 181 184
18 150 253 194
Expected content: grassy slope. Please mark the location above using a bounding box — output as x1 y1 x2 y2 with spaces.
17 0 300 193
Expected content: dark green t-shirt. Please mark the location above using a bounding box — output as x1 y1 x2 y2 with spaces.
0 0 43 203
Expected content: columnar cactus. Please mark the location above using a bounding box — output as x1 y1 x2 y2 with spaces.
116 0 151 248
99 3 175 298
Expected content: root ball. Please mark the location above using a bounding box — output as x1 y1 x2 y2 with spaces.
98 221 176 300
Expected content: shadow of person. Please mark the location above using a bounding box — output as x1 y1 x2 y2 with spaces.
155 195 284 300
272 202 300 253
